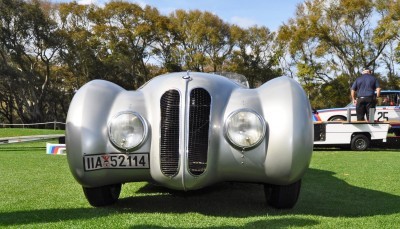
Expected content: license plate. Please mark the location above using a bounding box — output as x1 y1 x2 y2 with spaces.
83 153 149 171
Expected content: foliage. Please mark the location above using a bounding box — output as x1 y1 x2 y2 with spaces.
227 25 282 88
277 0 400 107
1 0 400 123
0 0 63 123
0 0 284 124
310 75 351 109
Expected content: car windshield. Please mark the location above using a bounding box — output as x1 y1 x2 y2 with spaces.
212 72 249 88
377 93 399 106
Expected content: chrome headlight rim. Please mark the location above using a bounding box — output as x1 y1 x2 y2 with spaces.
108 111 148 151
224 109 266 150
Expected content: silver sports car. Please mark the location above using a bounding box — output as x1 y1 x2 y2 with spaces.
66 72 313 209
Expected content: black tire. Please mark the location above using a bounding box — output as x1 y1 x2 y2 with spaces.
350 134 370 151
393 129 400 137
83 183 122 207
264 179 301 209
329 116 347 121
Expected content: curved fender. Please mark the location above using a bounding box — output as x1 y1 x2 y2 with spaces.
258 76 313 184
66 80 124 185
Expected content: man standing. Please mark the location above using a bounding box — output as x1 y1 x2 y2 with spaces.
351 67 381 121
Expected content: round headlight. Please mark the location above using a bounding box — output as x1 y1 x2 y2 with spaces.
108 112 147 151
225 109 265 149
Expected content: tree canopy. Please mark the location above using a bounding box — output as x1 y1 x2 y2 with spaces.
278 0 400 107
0 0 399 124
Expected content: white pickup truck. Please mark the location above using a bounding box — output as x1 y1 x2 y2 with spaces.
313 121 391 151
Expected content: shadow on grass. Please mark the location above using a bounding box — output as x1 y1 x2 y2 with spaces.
115 168 400 217
298 168 400 216
0 168 399 227
128 218 319 229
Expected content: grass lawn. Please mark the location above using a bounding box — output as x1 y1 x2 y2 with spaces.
0 129 399 228
0 128 64 137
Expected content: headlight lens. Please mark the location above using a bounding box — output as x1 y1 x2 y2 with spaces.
225 110 265 149
108 112 147 151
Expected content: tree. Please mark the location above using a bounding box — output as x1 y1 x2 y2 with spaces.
278 0 399 108
57 2 104 91
168 10 207 72
0 62 18 123
228 25 282 88
0 0 62 123
87 2 160 89
150 13 182 72
199 11 234 72
375 0 400 89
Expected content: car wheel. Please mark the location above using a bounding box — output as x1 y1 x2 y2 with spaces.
329 116 347 121
350 134 369 151
83 183 122 207
264 179 301 209
393 129 400 136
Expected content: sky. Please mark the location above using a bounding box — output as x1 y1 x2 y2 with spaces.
63 0 304 31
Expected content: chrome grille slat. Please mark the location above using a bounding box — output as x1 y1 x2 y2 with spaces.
188 88 211 175
160 90 180 176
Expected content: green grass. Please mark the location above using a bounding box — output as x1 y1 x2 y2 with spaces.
0 128 64 137
0 129 399 228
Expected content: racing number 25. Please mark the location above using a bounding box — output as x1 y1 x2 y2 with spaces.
377 111 389 121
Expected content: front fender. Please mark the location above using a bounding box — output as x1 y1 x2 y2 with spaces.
66 80 151 187
259 76 313 184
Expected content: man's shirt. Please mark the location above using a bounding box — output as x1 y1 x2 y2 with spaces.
351 74 380 97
